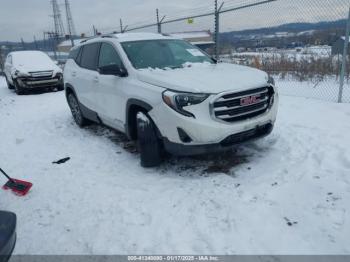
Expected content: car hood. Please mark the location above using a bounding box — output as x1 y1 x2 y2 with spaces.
136 63 269 94
12 63 62 76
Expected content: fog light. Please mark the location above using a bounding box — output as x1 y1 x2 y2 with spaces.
177 128 192 143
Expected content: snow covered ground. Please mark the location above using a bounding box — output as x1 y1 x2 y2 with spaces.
0 76 350 255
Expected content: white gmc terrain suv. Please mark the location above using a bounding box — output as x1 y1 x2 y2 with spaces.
63 33 278 167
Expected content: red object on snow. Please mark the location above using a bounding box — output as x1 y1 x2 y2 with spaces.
1 168 33 196
2 179 33 196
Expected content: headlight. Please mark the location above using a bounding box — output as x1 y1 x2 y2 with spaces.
56 73 63 80
268 75 275 86
13 70 29 77
162 91 209 118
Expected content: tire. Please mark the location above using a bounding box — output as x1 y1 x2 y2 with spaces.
13 80 24 95
57 84 64 91
67 93 89 127
5 76 14 90
136 112 163 167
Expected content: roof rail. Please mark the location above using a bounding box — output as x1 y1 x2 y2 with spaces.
80 33 118 44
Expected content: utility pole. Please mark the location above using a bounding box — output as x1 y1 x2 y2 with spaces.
156 9 165 34
33 36 38 50
118 19 128 33
43 32 47 51
21 38 26 50
338 7 350 103
51 0 65 37
120 19 124 33
44 31 58 60
214 0 224 60
156 9 161 33
65 0 76 47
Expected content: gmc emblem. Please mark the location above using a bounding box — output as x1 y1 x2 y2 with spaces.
240 95 260 106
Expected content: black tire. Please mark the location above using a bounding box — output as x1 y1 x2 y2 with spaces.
5 76 14 90
67 93 89 127
13 80 24 95
57 84 64 91
137 112 163 167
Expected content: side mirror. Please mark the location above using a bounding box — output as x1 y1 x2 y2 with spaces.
98 64 128 77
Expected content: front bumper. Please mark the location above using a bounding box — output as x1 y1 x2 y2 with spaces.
163 123 274 156
15 75 63 89
150 89 278 147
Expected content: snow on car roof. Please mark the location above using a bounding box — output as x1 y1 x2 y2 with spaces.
81 33 175 45
10 51 55 67
115 33 175 42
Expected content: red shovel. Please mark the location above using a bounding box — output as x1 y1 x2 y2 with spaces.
1 168 33 196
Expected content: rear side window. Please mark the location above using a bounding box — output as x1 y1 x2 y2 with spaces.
68 47 80 61
80 43 100 70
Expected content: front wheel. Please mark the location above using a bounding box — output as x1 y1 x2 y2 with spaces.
57 84 64 91
67 93 89 127
14 80 24 95
136 112 163 167
5 76 14 90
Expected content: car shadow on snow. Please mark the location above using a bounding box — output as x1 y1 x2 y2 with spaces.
10 88 63 96
160 150 250 177
84 123 273 177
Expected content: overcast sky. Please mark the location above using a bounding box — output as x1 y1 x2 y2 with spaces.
0 0 348 42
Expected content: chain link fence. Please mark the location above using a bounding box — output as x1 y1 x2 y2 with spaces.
218 0 350 102
2 0 349 102
90 0 350 103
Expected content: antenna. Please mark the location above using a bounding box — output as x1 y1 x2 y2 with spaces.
51 0 65 37
65 0 77 36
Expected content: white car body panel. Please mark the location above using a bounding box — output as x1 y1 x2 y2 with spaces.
136 63 269 94
64 33 278 151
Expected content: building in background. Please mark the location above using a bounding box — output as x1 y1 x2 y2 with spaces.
57 39 83 52
169 30 214 54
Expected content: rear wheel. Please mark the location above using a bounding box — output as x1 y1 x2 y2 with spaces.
136 112 163 167
67 93 89 127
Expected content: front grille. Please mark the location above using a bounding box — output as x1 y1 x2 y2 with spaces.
212 86 274 123
29 71 53 78
18 74 62 88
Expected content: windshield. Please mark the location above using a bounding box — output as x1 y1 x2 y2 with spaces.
121 39 214 69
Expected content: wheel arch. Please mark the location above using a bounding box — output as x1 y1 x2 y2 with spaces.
65 83 78 100
125 99 154 140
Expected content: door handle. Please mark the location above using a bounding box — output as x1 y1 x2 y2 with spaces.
93 77 99 83
71 72 77 77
